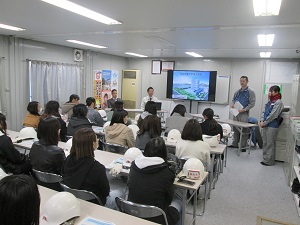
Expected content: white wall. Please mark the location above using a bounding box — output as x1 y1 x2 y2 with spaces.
127 58 299 120
0 36 127 131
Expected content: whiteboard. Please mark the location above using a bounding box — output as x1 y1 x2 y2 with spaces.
214 75 231 104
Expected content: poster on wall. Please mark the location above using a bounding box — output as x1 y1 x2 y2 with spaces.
93 70 102 107
111 70 119 90
102 70 112 91
264 84 282 95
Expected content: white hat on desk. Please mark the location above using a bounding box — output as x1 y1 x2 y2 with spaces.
167 129 181 143
183 158 205 180
40 192 81 225
19 127 37 140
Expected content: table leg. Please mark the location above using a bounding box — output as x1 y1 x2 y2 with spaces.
237 127 243 156
182 189 187 225
208 153 215 199
193 188 197 225
248 129 252 154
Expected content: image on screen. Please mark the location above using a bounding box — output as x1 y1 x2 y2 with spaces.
172 71 210 100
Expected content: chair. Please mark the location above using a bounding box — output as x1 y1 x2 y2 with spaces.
128 124 139 139
60 182 103 205
32 169 63 183
103 142 128 154
115 197 168 225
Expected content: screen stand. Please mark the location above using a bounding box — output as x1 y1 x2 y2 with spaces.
189 100 192 113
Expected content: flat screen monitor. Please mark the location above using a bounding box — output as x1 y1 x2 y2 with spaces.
166 70 217 102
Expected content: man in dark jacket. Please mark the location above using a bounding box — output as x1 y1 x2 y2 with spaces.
127 137 181 225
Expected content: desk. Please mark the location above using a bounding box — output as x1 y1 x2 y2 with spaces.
38 185 158 225
215 118 258 156
190 114 258 156
94 150 208 225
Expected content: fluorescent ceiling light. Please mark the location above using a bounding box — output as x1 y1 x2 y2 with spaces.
257 34 275 46
0 23 25 31
253 0 282 16
67 40 107 49
125 52 148 57
260 52 271 58
41 0 122 25
185 52 203 57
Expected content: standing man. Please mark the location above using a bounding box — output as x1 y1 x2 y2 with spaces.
107 89 122 108
141 87 158 110
260 85 284 166
230 76 256 151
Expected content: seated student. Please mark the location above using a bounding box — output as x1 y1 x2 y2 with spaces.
67 104 92 136
86 97 104 127
107 89 122 108
137 101 158 128
23 101 41 129
40 100 68 142
0 174 40 225
136 115 162 150
107 101 132 125
128 137 181 225
176 119 211 168
165 104 189 134
105 110 135 148
0 113 31 174
61 128 110 206
61 94 80 119
30 116 66 175
200 108 223 139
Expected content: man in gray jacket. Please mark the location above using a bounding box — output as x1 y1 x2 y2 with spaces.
230 76 256 151
86 97 104 127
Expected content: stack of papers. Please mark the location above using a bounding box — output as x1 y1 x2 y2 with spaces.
79 217 115 225
230 101 243 117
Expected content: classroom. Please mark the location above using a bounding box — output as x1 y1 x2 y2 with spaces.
0 1 300 225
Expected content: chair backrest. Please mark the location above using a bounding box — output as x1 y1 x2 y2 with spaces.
32 169 63 183
115 197 168 225
128 124 139 139
60 183 102 205
103 142 128 154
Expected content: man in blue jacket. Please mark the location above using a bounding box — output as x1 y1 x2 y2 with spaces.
260 85 284 166
230 76 256 151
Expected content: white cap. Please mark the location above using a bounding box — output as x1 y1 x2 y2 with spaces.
221 123 232 136
128 125 139 139
40 192 81 225
19 127 37 139
123 147 142 169
202 135 219 147
183 158 205 180
167 129 181 143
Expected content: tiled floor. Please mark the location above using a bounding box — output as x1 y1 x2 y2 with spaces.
186 146 300 225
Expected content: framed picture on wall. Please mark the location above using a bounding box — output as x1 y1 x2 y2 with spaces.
161 61 175 71
151 60 161 74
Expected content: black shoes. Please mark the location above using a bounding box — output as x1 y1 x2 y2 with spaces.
260 161 270 166
241 149 246 152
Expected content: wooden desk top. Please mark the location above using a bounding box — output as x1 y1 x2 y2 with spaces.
38 185 158 225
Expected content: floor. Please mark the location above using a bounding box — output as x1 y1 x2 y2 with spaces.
185 146 300 225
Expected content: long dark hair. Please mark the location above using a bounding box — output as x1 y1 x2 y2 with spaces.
144 101 157 115
70 128 96 160
202 108 219 133
27 101 40 116
37 116 61 145
41 100 61 118
0 113 7 135
67 94 80 103
110 110 128 126
171 104 186 117
0 175 40 225
143 137 167 162
137 115 161 138
181 119 203 141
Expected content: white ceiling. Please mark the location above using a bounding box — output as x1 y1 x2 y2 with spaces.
1 0 300 59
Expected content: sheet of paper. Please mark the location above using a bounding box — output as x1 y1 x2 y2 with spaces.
106 157 124 169
78 217 115 225
229 101 243 117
